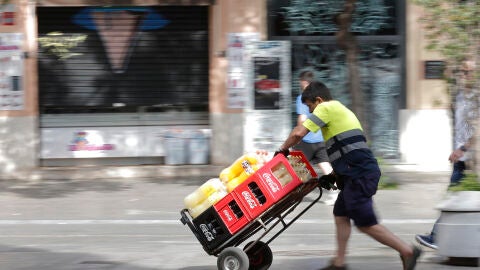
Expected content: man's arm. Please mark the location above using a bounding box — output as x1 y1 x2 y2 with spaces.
297 114 307 126
278 125 309 151
449 137 474 163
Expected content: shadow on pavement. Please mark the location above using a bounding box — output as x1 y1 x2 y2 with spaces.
0 244 160 270
178 267 217 270
0 179 130 199
143 175 218 186
176 254 480 270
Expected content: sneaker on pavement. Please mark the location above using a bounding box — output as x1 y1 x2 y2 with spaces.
322 190 339 206
319 263 348 270
415 234 438 250
403 245 422 270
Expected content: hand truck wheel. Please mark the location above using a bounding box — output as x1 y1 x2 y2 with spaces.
244 241 273 270
217 246 250 270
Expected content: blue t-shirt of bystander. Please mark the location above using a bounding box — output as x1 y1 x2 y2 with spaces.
296 94 325 143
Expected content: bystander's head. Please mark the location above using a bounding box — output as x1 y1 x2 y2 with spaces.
461 60 476 90
298 70 314 91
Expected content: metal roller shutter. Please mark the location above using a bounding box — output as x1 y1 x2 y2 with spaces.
37 6 209 116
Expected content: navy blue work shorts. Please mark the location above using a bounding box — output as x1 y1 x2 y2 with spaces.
333 171 381 227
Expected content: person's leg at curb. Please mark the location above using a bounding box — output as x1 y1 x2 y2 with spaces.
449 161 465 186
415 234 437 250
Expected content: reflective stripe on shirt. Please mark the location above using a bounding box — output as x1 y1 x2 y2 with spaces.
326 129 368 162
308 114 325 127
328 141 369 162
326 129 369 162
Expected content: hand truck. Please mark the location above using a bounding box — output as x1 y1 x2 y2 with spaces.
180 176 323 270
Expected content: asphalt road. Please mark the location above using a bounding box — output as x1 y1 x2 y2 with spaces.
0 172 477 270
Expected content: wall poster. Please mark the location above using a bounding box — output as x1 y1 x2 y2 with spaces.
226 32 259 108
243 40 291 152
253 56 281 110
0 33 24 110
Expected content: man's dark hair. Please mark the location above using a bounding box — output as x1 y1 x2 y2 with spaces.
301 81 333 103
298 70 314 83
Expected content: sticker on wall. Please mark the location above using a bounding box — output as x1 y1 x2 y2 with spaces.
226 33 260 109
69 131 115 152
0 33 24 110
0 3 15 26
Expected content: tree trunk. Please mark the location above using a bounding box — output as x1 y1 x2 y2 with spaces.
335 0 368 137
346 44 365 132
474 54 480 180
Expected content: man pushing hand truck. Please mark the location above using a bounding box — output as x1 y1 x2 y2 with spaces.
275 80 422 270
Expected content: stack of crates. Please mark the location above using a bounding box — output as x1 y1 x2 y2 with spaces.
192 151 317 250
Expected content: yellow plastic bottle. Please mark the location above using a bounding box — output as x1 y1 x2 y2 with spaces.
183 178 226 209
226 164 259 192
188 189 228 218
219 167 238 183
219 154 259 183
226 172 249 192
228 154 258 177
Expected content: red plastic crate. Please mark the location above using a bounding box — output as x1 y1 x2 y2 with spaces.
232 174 276 220
213 193 251 234
233 151 317 220
255 151 317 202
290 150 318 176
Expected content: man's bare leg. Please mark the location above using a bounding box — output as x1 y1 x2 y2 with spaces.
358 224 420 269
332 216 351 267
357 224 412 257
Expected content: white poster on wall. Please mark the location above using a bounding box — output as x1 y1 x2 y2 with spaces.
243 40 291 153
226 32 259 109
41 127 142 159
0 33 24 110
40 125 210 159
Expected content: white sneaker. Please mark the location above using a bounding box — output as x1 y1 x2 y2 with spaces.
322 190 338 206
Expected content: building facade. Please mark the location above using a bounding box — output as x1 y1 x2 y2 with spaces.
0 0 451 175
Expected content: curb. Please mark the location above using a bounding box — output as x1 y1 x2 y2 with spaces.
0 165 226 181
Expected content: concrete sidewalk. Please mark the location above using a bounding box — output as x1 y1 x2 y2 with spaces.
0 164 226 181
0 163 478 269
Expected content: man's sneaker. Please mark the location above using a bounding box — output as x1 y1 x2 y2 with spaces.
415 234 438 249
322 190 339 206
403 245 422 270
319 260 348 270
